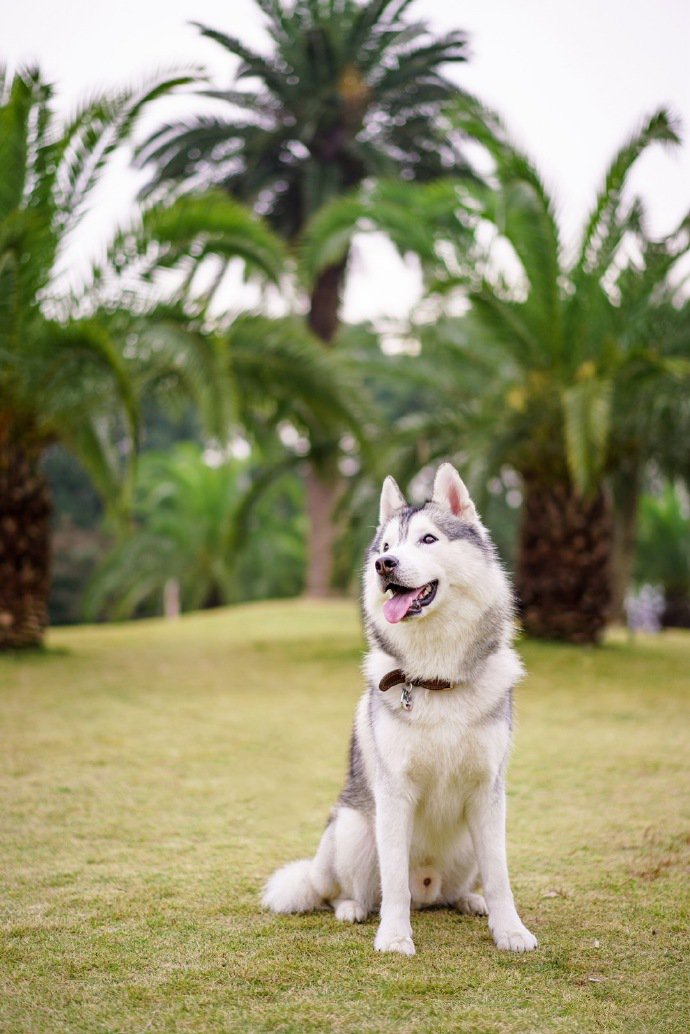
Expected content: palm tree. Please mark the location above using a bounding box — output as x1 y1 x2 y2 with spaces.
0 69 300 649
0 66 198 648
136 0 470 594
85 443 306 618
85 444 242 617
445 99 690 641
304 98 690 641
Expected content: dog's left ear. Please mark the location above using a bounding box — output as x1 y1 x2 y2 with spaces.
432 463 477 520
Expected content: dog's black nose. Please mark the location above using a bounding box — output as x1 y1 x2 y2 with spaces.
375 555 398 575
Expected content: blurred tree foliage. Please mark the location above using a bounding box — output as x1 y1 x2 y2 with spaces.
45 400 202 625
85 443 305 619
44 448 104 626
634 483 690 627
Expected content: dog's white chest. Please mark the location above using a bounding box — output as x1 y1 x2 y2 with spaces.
411 706 489 781
394 711 489 856
360 647 516 847
379 693 498 787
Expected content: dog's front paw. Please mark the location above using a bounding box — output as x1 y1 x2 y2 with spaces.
374 923 416 955
492 922 538 952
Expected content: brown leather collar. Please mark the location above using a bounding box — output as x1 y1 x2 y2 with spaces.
378 668 456 693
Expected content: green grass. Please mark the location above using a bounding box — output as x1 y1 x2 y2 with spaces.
1 601 688 1033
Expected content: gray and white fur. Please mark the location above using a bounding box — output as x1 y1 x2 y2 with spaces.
262 463 537 955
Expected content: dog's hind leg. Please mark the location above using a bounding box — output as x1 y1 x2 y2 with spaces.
454 888 489 916
332 807 378 923
311 818 339 900
450 861 488 917
442 830 488 916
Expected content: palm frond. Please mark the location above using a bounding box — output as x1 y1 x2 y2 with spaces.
143 190 287 285
117 307 238 445
44 318 139 437
0 68 37 222
57 70 196 236
228 313 374 449
575 108 680 279
300 178 465 286
448 93 563 344
59 412 134 528
348 0 403 53
191 23 287 95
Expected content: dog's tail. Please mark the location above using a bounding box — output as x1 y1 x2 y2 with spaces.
262 823 337 914
261 859 326 914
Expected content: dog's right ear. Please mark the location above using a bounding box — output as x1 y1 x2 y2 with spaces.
379 475 406 524
432 462 477 521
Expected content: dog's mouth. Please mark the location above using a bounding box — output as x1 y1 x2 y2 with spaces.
382 580 438 624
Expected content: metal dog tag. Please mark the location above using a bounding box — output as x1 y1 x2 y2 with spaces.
400 685 413 711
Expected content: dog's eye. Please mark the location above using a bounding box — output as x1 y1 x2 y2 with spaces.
382 542 390 553
420 534 438 545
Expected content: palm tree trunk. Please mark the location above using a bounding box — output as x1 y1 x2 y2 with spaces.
0 442 52 649
516 478 613 644
307 260 347 344
304 464 343 597
304 259 348 596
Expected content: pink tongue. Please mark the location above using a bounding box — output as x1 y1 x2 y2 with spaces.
383 587 423 624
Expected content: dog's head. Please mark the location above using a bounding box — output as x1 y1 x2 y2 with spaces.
364 463 495 628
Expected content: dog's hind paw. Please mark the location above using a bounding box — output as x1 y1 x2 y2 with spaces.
454 892 488 916
492 923 538 952
334 899 367 923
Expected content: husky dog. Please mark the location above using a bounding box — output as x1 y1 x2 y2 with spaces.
262 463 537 956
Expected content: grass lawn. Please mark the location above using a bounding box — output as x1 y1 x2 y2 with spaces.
1 600 688 1033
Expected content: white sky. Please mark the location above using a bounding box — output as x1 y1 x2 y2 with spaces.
6 0 690 322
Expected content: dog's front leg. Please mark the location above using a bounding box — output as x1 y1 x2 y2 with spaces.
465 783 537 952
374 786 416 955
